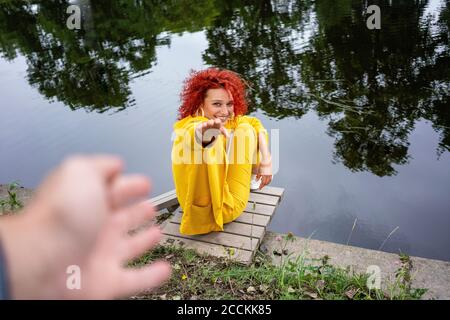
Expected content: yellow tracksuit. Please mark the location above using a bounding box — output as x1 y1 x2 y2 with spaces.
171 115 268 235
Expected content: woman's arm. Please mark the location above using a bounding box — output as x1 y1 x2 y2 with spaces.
245 116 272 189
256 130 272 189
258 131 271 164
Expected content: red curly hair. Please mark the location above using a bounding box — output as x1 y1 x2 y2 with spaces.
178 68 248 119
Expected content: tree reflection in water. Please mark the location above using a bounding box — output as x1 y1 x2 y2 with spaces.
204 0 450 176
0 0 448 176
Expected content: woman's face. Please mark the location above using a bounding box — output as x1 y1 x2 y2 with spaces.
201 88 234 124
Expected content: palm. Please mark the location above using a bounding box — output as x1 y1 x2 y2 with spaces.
198 118 229 139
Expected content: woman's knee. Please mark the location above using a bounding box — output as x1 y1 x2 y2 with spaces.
235 122 257 139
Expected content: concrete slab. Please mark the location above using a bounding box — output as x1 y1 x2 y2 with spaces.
262 231 450 300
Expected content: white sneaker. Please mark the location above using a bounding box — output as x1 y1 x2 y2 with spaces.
250 174 261 191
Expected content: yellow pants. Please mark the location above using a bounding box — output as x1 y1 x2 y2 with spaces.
172 117 260 235
221 122 258 223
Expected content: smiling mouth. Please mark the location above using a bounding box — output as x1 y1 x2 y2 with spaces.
215 116 228 122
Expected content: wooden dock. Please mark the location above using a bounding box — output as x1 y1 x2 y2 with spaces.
152 186 284 265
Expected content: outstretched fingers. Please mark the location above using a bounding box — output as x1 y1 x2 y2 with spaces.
200 118 229 138
122 226 163 262
88 154 124 183
114 201 157 233
110 175 151 209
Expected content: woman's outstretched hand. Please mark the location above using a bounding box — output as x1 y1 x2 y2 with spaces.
196 118 230 143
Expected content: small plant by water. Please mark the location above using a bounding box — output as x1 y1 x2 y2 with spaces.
0 182 24 214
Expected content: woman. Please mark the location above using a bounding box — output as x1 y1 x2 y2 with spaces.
171 68 272 235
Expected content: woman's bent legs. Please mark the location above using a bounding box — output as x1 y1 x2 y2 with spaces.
222 122 258 223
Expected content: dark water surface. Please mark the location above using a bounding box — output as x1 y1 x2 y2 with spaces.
1 0 449 261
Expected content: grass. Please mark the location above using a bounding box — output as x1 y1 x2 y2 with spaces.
128 244 427 300
385 253 427 299
0 182 24 214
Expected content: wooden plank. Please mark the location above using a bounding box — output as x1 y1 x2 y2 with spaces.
222 221 264 239
252 186 285 199
148 189 178 210
149 189 176 202
147 186 283 211
171 213 265 239
248 192 279 206
179 207 275 227
179 202 276 217
161 235 253 265
244 202 276 216
162 222 259 251
235 211 270 227
153 193 177 205
148 187 282 213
